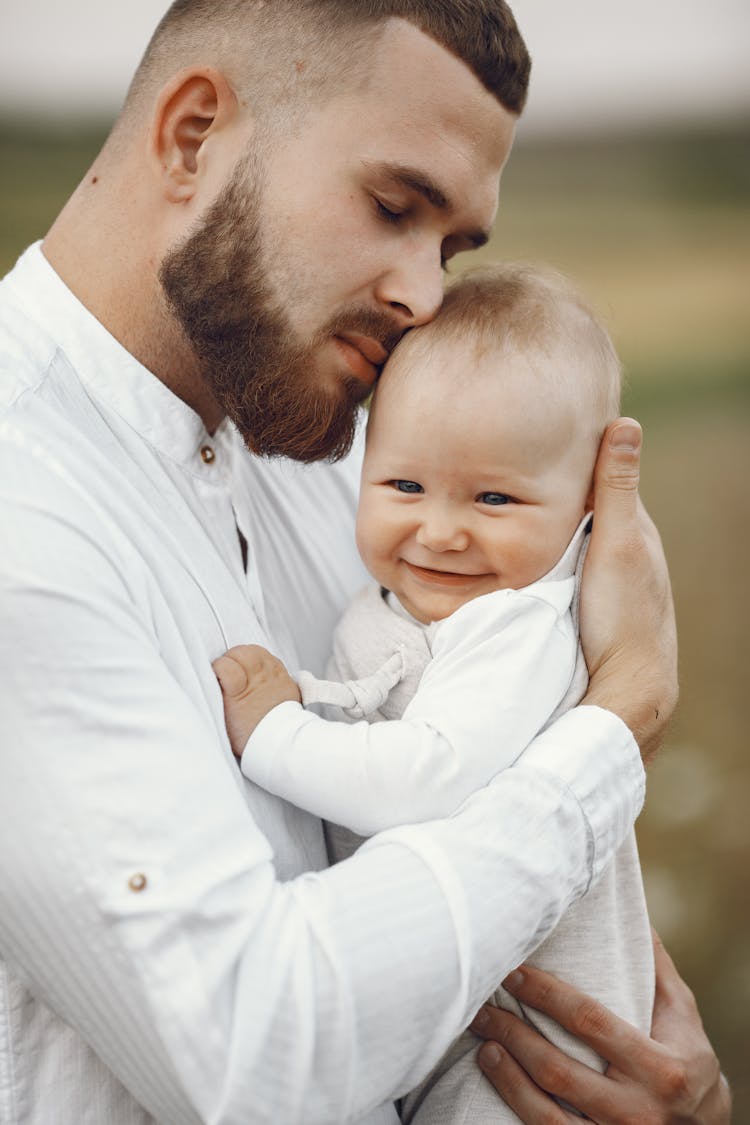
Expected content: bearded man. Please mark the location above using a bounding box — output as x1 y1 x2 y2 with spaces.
0 2 729 1123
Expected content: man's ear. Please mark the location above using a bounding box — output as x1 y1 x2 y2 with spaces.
148 67 239 203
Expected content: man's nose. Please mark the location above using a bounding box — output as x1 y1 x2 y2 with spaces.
375 243 444 328
415 507 469 552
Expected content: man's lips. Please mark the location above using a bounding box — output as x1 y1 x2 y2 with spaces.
342 333 390 365
332 334 389 384
403 561 489 587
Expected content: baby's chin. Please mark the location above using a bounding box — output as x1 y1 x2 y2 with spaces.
395 579 504 626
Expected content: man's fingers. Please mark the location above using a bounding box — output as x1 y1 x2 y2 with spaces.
498 965 665 1081
579 413 678 756
471 1005 623 1123
475 1040 576 1124
590 418 642 536
652 927 710 1057
651 926 692 1009
471 951 731 1124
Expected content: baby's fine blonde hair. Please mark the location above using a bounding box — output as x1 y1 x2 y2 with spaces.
393 262 622 450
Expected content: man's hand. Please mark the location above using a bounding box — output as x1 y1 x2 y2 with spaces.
213 644 301 756
580 418 678 763
469 931 731 1124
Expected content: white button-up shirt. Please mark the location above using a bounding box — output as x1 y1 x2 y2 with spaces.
0 244 644 1125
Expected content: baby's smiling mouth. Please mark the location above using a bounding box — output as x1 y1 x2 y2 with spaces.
403 561 489 586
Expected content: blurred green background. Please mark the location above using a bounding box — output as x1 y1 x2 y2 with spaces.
475 125 750 1115
1 116 748 1115
482 126 750 1114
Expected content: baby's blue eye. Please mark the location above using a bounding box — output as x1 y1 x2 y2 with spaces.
392 480 423 494
478 492 511 506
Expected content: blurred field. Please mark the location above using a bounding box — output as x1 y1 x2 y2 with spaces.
2 118 748 1114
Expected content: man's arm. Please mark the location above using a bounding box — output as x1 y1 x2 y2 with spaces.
0 429 643 1124
469 933 731 1124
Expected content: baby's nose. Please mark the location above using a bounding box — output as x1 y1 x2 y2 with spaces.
415 511 469 552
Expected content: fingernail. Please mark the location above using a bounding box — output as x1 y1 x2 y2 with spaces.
609 420 641 452
470 1006 490 1032
502 969 524 992
479 1043 503 1070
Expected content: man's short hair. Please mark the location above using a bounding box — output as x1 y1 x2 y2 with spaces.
126 0 530 121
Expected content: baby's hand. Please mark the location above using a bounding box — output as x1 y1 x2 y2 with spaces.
213 645 301 757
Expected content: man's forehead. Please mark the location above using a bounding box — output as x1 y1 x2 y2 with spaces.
356 19 511 123
349 25 515 193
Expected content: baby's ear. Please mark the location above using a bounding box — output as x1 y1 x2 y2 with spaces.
584 482 595 513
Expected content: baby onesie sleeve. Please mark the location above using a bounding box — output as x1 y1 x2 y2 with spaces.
240 579 579 836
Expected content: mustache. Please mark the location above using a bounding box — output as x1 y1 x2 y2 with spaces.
321 306 406 358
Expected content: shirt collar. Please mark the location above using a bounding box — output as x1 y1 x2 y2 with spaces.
6 241 222 466
541 513 593 583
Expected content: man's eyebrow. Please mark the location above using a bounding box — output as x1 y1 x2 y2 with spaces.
363 161 490 248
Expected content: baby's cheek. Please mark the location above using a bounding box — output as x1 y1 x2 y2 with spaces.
358 544 392 592
355 508 393 586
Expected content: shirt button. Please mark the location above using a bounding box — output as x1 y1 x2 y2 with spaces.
128 873 148 893
200 445 216 464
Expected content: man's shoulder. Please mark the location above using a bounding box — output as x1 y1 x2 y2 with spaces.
0 330 145 589
0 318 102 505
0 279 61 417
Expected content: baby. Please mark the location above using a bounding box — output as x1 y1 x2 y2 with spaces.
214 264 654 1123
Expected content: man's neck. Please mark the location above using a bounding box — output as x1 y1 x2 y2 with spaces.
43 196 224 434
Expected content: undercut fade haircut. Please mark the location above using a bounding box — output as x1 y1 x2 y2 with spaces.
125 0 530 122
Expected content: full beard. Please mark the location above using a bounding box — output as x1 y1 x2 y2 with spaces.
159 159 401 462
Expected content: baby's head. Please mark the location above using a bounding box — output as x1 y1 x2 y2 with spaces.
356 263 622 623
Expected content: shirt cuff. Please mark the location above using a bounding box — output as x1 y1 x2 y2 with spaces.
240 699 308 788
515 704 645 890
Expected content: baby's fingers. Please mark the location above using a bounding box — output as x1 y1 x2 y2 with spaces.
212 653 250 698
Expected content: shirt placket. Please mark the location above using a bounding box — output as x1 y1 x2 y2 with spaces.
198 429 271 643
